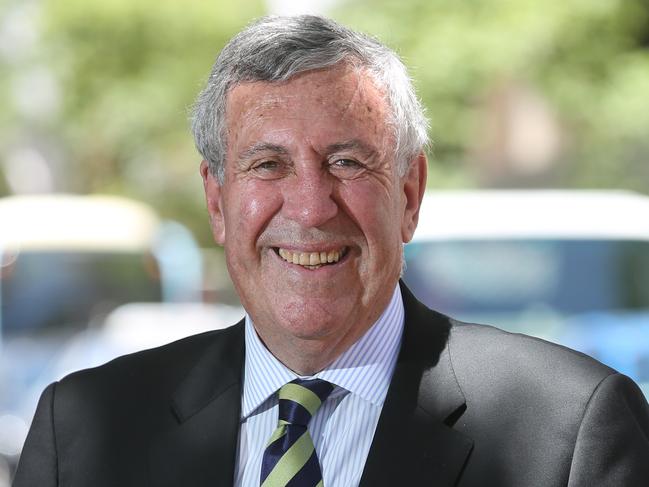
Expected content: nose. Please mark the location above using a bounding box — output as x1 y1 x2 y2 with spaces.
281 165 338 228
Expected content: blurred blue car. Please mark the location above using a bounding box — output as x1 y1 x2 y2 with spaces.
403 190 649 398
0 194 204 478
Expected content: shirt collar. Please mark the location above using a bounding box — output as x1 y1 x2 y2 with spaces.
241 285 404 418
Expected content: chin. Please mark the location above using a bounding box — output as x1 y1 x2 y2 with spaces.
278 311 344 341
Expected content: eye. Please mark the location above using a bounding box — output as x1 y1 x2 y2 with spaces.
255 160 279 170
328 158 366 179
331 158 360 168
250 160 289 179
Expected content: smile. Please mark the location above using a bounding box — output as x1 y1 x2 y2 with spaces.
276 247 348 269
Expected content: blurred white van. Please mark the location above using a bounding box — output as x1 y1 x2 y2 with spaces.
0 194 204 475
403 190 649 397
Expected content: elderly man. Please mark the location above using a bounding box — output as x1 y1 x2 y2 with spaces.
14 15 649 487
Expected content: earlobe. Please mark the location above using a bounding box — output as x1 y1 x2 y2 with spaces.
401 152 427 243
200 160 226 245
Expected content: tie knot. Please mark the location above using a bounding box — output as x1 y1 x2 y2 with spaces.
278 378 334 426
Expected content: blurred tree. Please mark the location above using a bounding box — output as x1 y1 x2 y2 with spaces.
2 0 648 246
1 0 264 244
336 0 649 191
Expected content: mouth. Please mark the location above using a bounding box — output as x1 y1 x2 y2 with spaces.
275 246 349 270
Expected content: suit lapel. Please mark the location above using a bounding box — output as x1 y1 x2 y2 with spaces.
149 322 245 487
359 283 474 487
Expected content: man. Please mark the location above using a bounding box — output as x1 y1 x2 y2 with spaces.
14 15 649 487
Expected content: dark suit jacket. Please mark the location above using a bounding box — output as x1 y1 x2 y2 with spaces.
14 283 649 486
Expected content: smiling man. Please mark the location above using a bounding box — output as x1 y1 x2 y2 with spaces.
202 63 423 376
15 15 649 487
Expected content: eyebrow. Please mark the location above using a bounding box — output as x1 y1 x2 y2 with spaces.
237 139 377 161
238 142 290 161
325 139 377 157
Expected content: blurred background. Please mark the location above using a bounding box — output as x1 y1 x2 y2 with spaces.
1 0 648 482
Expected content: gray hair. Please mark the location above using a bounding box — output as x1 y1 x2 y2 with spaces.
191 15 429 182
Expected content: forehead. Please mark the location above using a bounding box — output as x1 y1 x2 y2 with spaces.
224 65 393 152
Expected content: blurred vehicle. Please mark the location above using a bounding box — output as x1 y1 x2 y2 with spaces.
403 190 649 398
0 194 205 478
13 301 244 448
43 301 244 383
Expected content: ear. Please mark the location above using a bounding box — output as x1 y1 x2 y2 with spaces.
200 160 226 245
400 151 427 243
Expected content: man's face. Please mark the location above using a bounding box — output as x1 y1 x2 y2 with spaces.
201 64 426 371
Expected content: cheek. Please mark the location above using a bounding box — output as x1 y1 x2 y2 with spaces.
225 181 282 247
340 180 401 236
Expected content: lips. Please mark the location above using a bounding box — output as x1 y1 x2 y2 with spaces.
276 247 347 269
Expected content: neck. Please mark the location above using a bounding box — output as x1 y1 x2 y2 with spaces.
257 325 371 376
249 283 399 375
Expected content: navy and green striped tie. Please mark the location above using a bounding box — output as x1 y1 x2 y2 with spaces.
260 378 334 487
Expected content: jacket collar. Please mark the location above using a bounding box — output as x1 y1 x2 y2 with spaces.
149 322 245 487
359 282 473 487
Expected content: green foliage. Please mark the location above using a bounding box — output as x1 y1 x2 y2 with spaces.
3 0 648 246
38 0 264 243
336 0 649 191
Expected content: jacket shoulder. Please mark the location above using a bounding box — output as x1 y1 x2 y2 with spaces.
56 321 244 405
447 320 616 403
444 321 649 485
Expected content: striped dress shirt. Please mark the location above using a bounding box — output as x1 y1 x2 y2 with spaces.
234 285 404 487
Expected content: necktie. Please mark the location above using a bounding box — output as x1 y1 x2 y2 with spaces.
260 378 334 487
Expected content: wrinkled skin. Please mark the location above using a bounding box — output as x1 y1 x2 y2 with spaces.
201 64 427 374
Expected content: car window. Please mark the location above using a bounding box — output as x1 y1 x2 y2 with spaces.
0 251 161 336
403 239 649 317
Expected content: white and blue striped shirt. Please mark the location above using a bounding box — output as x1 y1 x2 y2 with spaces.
234 285 404 487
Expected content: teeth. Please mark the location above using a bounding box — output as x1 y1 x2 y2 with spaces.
277 248 343 267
